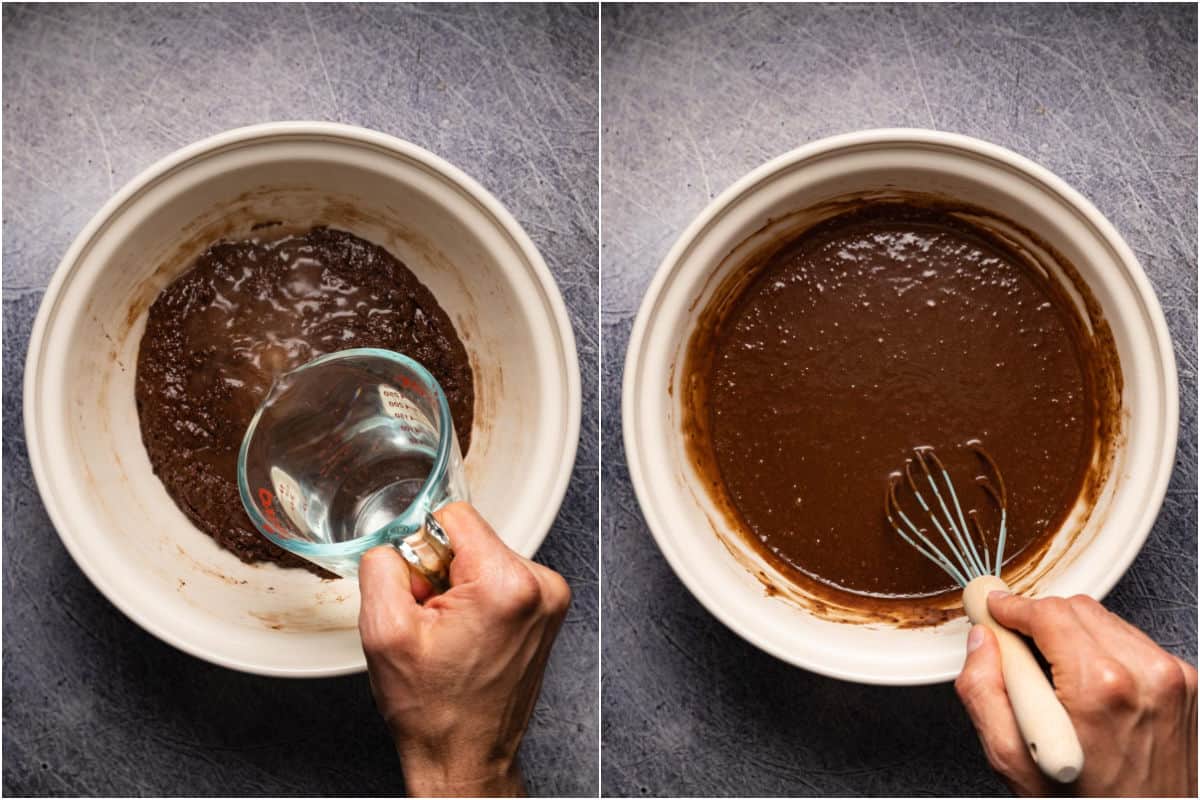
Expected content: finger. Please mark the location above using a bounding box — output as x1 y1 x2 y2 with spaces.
358 546 419 644
1177 657 1199 696
433 502 517 584
1180 659 1199 794
360 544 434 604
1065 594 1163 659
527 561 573 619
408 570 436 604
988 591 1096 665
956 625 1055 797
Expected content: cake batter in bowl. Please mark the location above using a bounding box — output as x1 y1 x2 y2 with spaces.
623 129 1177 684
25 122 580 677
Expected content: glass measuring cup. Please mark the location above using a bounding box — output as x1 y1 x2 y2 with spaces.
237 348 467 591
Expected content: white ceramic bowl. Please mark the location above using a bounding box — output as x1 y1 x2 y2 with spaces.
25 122 580 677
624 129 1177 684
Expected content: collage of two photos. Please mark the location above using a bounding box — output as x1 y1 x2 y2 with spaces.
3 2 1197 797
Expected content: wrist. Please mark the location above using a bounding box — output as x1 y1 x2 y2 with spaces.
398 746 523 797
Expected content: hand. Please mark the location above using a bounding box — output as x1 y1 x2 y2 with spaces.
358 502 571 797
956 591 1197 797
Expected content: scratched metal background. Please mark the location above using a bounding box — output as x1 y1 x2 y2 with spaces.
601 3 1196 796
2 3 597 796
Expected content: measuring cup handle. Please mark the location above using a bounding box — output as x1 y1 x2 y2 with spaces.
393 513 455 594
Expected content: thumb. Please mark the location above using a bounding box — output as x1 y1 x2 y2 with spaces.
955 625 1054 797
434 502 516 585
358 546 420 646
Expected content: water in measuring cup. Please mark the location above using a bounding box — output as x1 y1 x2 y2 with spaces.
323 436 436 543
265 420 438 548
253 367 443 549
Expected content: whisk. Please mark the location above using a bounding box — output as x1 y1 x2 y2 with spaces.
885 442 1084 783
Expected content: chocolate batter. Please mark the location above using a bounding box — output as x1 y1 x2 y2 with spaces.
137 227 474 574
685 202 1118 609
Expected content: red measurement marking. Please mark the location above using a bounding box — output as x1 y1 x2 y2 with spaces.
257 488 284 536
393 373 432 402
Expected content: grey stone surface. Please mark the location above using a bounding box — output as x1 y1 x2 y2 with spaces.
3 3 597 796
601 3 1196 797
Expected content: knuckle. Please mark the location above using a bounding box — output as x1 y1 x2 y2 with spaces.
1031 597 1072 636
1181 660 1199 694
359 611 415 658
1144 655 1187 701
1089 657 1136 707
360 621 407 657
1067 593 1098 613
984 739 1030 779
542 571 572 616
953 674 973 705
953 671 975 702
955 666 1001 708
1038 596 1071 620
500 569 543 616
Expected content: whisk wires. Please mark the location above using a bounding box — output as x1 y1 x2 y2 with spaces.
884 441 1008 589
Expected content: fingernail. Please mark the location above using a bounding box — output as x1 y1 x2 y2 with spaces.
967 625 986 653
988 590 1011 601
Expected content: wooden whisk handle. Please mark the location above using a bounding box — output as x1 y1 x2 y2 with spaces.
962 575 1084 783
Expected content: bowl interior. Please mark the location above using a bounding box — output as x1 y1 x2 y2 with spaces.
30 131 577 675
627 134 1175 683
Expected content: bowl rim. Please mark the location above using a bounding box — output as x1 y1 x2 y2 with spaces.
622 127 1180 685
24 121 582 677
